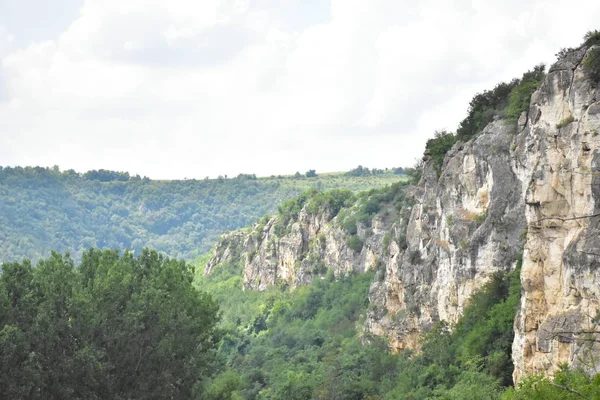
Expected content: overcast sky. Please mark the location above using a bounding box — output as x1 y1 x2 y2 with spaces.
1 0 599 179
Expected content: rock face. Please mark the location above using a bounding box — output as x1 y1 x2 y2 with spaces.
511 46 600 382
367 119 526 351
206 197 395 291
206 46 600 382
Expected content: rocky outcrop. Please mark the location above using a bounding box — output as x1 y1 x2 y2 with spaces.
206 197 396 291
206 45 600 382
511 46 600 382
367 119 526 351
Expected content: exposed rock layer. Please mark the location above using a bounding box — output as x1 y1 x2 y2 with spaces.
206 46 600 382
511 46 600 382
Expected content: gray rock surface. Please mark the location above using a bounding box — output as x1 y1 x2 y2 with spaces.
206 45 600 382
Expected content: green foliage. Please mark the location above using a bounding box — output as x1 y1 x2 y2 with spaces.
583 47 600 81
583 29 600 46
0 166 402 262
305 170 318 178
305 189 356 217
196 256 388 400
0 249 220 399
194 242 599 400
272 188 356 235
346 165 401 177
381 265 522 398
474 211 487 226
346 235 364 252
456 65 545 142
453 268 521 386
456 81 517 141
556 115 575 129
341 215 359 235
503 366 600 399
83 169 133 181
505 65 546 121
405 164 423 185
382 233 391 256
425 130 458 175
273 190 314 235
273 178 410 241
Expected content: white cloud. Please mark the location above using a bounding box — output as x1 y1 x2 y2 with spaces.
1 0 600 178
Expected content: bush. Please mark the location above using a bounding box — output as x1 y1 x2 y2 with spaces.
583 29 600 46
505 64 546 121
556 115 575 129
346 235 363 252
503 367 600 399
305 189 355 217
405 164 422 185
346 165 371 177
583 47 600 81
0 250 220 399
273 190 314 235
456 81 517 141
382 233 392 256
474 211 487 226
425 130 458 175
456 64 545 142
342 216 358 235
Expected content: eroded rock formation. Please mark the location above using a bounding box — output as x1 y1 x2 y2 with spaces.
205 45 600 382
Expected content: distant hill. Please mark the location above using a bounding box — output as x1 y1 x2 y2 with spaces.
0 166 405 262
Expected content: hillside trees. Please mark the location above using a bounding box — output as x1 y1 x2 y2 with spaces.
0 166 404 263
0 249 220 399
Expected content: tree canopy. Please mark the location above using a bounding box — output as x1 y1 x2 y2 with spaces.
0 166 405 263
0 249 220 399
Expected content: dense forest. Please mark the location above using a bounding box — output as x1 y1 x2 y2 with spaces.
0 166 404 263
194 250 600 400
195 252 521 399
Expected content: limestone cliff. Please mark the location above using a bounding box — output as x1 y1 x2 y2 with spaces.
206 44 600 382
511 46 600 382
206 189 399 291
367 119 525 351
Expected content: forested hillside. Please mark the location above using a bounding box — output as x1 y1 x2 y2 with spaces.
195 251 600 399
0 166 405 262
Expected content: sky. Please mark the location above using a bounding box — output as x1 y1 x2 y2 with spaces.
1 1 599 179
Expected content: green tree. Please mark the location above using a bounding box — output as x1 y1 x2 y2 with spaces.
583 47 600 81
0 249 220 399
502 366 600 400
425 130 458 175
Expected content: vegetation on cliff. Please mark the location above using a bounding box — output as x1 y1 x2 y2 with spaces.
424 63 546 177
194 249 527 399
197 248 600 399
